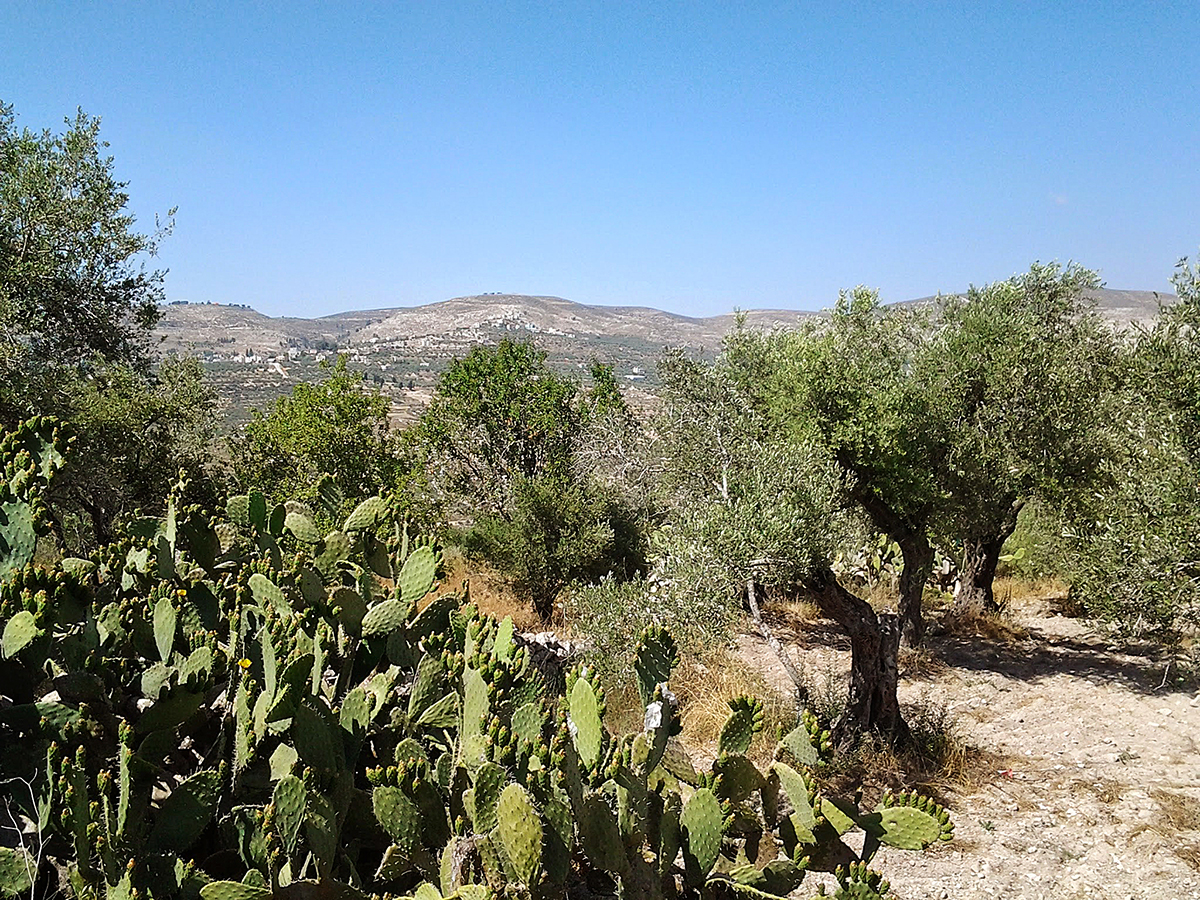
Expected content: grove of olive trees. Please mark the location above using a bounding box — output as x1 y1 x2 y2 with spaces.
3 100 1199 899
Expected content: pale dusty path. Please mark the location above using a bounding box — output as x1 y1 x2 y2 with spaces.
737 603 1200 900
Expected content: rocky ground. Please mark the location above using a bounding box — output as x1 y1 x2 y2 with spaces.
737 594 1200 900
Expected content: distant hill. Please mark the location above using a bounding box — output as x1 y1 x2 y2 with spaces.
155 289 1176 425
155 294 813 356
158 288 1174 356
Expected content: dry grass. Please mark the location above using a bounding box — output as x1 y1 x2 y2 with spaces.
674 652 796 762
1070 777 1127 805
898 644 948 679
433 549 543 632
601 646 797 764
1150 788 1200 832
821 697 1006 806
1122 788 1200 871
1177 842 1200 872
993 575 1070 608
763 596 822 629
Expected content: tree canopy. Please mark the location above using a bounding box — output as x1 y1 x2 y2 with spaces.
0 102 173 421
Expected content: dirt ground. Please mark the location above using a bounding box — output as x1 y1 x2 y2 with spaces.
736 594 1200 900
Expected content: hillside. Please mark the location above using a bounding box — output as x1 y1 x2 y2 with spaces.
155 294 812 356
156 289 1175 425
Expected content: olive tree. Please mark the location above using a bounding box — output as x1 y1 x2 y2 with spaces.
655 348 910 747
922 263 1121 617
728 264 1121 635
724 292 941 645
0 102 172 421
1057 254 1200 634
0 102 224 546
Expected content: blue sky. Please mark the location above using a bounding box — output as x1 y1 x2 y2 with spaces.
3 2 1198 317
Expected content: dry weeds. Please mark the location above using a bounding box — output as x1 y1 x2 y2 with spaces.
1150 787 1200 832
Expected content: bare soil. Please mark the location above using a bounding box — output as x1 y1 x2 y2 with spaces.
737 595 1200 900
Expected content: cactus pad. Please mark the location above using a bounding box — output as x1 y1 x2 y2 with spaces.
0 847 34 897
494 783 542 888
200 882 273 900
148 769 221 852
567 677 604 767
634 624 679 708
153 595 176 661
399 545 439 605
248 572 286 612
284 511 322 544
576 793 627 876
361 599 411 637
1 610 38 658
344 496 389 532
680 787 724 883
471 762 506 833
374 786 423 854
718 696 764 756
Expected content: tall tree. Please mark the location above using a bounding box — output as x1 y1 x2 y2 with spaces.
0 102 173 421
924 263 1120 617
1059 254 1200 634
0 102 221 546
725 293 940 645
408 339 643 618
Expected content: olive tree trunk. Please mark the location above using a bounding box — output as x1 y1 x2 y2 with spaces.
850 483 932 648
951 498 1025 618
804 568 910 749
897 535 933 647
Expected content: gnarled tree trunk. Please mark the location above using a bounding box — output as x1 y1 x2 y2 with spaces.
896 535 933 647
804 567 910 749
951 498 1025 618
843 469 933 648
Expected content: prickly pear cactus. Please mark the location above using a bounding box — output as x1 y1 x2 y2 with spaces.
0 417 69 578
0 421 956 900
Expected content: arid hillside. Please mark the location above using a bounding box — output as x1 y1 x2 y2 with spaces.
155 288 1175 424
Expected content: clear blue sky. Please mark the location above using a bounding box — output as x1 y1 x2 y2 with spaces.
3 2 1198 317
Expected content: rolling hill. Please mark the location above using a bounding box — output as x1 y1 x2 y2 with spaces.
155 288 1175 424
